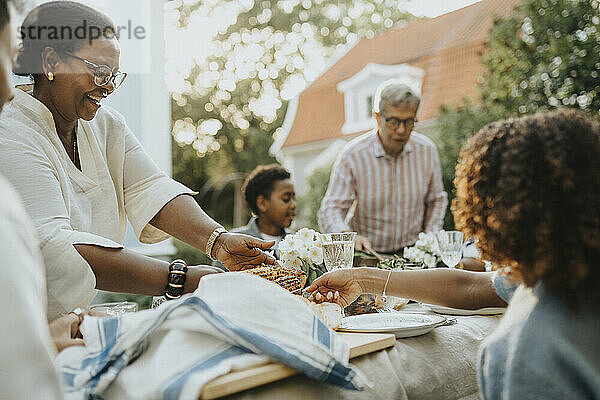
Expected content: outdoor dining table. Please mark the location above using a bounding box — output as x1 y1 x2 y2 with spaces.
219 303 501 400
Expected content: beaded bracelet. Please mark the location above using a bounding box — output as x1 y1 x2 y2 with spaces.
165 259 188 300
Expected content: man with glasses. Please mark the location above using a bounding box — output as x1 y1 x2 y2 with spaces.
319 79 447 255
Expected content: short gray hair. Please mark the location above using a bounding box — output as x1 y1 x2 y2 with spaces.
372 79 420 114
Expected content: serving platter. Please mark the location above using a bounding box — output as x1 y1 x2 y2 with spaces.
338 313 447 338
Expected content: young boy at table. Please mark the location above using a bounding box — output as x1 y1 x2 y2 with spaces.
213 164 296 270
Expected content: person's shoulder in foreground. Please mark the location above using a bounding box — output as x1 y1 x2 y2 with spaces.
0 1 65 395
0 177 65 399
480 280 600 400
468 109 600 399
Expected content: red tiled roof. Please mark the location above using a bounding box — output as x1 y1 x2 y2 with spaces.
281 0 520 149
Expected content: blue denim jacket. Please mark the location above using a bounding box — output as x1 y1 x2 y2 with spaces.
478 273 600 399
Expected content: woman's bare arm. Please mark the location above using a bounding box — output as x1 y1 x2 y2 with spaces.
148 194 221 252
73 244 221 295
149 194 276 270
308 267 506 309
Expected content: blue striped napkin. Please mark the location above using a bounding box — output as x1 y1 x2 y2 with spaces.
55 273 367 399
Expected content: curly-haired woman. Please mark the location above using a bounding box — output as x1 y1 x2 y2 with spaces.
306 109 600 398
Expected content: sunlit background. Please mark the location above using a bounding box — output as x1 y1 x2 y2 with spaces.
166 0 482 156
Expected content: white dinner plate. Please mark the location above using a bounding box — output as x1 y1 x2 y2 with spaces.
422 303 506 316
338 313 447 338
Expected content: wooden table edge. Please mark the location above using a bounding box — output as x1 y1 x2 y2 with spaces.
200 332 396 399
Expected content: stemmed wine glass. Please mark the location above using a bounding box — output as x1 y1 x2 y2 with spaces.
435 231 464 269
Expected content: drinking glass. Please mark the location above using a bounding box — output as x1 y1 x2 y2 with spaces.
89 301 138 316
319 232 357 271
435 231 464 269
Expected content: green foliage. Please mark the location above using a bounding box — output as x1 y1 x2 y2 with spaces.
481 0 600 116
170 0 415 224
436 0 600 229
301 259 325 286
296 163 333 230
434 102 500 229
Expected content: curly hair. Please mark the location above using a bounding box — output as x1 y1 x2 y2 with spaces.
453 109 600 309
242 164 291 215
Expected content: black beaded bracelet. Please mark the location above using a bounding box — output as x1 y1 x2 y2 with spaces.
165 259 188 300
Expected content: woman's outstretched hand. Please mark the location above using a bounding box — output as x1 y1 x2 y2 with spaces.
213 233 277 271
305 269 364 307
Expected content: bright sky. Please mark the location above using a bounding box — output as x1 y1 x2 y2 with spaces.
404 0 483 17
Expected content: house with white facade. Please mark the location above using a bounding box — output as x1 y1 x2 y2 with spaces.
271 0 519 196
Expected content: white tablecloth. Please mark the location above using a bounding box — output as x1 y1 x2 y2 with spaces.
222 304 500 400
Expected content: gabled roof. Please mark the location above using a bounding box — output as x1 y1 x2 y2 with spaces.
278 0 520 150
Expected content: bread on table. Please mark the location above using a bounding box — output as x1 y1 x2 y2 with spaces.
297 296 343 330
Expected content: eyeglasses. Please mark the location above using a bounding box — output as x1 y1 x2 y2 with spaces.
382 116 417 130
63 51 127 89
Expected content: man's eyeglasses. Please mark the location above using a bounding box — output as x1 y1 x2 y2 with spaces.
63 51 127 89
382 116 417 130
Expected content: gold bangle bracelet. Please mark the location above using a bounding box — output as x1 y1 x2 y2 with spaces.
205 227 227 261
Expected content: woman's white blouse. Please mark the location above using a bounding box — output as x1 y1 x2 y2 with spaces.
0 88 195 320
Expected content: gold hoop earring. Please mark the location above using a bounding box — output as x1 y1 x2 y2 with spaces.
47 72 54 81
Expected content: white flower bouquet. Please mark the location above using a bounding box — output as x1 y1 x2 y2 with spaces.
279 228 326 285
402 232 442 269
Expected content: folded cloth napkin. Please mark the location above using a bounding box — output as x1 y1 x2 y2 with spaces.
55 273 367 399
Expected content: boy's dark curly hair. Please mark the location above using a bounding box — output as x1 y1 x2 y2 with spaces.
242 164 291 215
453 109 600 309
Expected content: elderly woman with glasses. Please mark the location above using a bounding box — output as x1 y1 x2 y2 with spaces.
0 1 276 320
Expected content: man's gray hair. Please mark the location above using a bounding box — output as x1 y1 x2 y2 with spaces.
372 79 420 114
